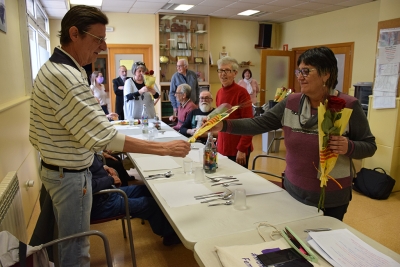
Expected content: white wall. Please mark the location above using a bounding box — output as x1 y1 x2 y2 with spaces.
0 0 41 233
280 1 380 87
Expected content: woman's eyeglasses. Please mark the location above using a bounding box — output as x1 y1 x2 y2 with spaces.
135 61 146 66
295 68 316 77
217 69 233 74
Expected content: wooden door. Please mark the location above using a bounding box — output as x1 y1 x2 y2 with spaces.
92 54 109 92
107 44 153 113
260 50 295 105
292 42 354 94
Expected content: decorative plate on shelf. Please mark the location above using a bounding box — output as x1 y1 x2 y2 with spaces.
160 56 169 63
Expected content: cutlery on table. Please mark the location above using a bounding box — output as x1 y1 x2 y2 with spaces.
205 175 235 179
148 171 171 177
304 228 332 232
209 177 238 182
222 183 242 187
208 200 233 206
201 194 232 203
211 180 240 186
194 191 224 198
146 173 173 179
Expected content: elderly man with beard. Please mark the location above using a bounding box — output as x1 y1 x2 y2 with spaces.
180 90 215 143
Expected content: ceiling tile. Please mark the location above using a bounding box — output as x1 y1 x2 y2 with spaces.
132 2 165 9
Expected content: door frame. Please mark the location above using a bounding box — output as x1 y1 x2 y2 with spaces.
107 44 153 113
292 42 354 94
260 50 295 105
259 42 354 105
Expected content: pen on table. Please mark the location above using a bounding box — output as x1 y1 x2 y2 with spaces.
284 229 308 256
304 228 332 232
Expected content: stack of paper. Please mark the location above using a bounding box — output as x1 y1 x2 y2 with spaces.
307 229 400 267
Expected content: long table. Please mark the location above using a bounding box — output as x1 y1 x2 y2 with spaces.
114 120 400 265
118 120 322 250
194 216 400 266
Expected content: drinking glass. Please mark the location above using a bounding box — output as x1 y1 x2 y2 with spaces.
194 167 205 184
234 188 247 210
183 157 193 174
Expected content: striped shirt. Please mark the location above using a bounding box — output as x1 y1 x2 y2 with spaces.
29 47 124 169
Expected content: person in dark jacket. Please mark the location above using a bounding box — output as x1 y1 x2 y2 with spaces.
90 154 180 246
112 65 128 120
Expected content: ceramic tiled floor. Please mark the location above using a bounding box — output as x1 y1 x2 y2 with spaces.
27 134 400 266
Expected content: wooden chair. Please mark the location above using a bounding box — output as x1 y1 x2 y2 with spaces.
91 188 137 267
251 154 286 188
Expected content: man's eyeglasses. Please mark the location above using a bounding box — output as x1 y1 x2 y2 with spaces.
176 64 185 68
217 69 234 74
200 97 212 101
295 68 316 77
82 30 106 44
175 92 183 95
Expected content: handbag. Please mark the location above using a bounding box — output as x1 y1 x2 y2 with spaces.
353 167 395 200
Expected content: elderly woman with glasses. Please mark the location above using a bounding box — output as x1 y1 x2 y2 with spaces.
215 56 254 168
210 47 376 221
169 83 197 131
123 61 160 120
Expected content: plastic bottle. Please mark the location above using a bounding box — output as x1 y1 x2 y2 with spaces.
141 104 149 134
203 132 217 173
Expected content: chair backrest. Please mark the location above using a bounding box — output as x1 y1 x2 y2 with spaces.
251 154 286 188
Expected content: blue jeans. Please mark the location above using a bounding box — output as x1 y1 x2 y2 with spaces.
91 185 174 237
40 167 92 267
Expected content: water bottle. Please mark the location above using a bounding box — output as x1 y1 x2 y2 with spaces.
141 104 149 134
203 132 217 173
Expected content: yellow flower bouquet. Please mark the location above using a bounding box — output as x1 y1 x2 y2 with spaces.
143 70 156 89
187 103 239 143
317 96 352 210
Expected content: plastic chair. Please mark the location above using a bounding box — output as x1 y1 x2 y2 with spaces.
251 154 286 188
91 188 137 267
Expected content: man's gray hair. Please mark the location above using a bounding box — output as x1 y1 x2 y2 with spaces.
179 58 189 67
217 56 239 71
179 83 191 98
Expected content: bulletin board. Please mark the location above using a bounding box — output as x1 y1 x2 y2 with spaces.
376 18 400 96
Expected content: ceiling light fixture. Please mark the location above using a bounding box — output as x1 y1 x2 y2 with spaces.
70 0 103 7
238 10 260 16
174 4 194 11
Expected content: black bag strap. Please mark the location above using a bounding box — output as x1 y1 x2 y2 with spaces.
19 241 27 267
373 167 386 174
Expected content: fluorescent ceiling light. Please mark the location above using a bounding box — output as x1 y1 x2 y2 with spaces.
174 4 194 11
238 10 260 16
161 15 176 20
70 0 103 7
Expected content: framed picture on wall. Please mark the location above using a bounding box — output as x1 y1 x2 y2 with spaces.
177 42 188 50
194 57 203 64
0 0 7 33
176 56 189 62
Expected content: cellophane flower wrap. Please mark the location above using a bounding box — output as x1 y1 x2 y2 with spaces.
187 103 239 143
317 96 352 210
143 70 156 89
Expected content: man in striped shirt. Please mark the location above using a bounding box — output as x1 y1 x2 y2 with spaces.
29 5 189 267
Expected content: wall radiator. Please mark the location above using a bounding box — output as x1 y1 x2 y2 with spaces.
0 171 27 242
